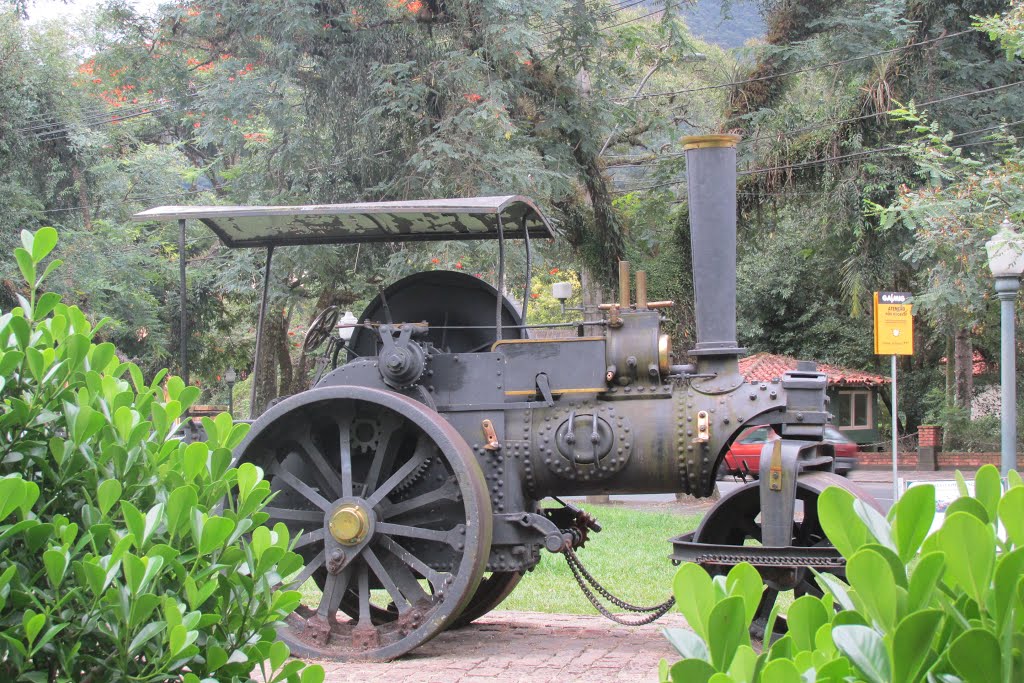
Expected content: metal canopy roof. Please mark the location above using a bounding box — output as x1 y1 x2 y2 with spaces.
132 195 555 248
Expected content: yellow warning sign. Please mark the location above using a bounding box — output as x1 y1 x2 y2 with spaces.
873 291 914 355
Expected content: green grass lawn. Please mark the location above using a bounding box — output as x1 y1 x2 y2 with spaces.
498 503 702 614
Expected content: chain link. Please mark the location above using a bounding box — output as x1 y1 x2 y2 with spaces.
693 551 846 568
562 545 676 626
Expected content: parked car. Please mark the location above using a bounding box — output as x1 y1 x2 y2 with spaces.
720 424 858 479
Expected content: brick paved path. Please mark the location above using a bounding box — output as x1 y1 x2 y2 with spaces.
316 610 690 682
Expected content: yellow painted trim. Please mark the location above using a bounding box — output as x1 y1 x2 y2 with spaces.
504 387 606 396
491 336 604 352
682 134 741 150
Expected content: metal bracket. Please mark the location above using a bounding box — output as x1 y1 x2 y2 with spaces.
493 512 568 553
482 419 501 451
535 373 555 406
758 438 803 547
695 410 710 443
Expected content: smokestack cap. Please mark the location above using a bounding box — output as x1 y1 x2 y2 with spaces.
682 134 741 150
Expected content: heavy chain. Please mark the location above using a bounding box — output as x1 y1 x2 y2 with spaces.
692 551 845 568
563 545 675 626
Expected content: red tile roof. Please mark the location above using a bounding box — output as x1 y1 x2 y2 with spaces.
939 350 991 376
738 352 889 387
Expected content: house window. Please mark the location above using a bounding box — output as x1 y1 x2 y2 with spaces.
833 390 871 429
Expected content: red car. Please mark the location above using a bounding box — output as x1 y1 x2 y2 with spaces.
720 424 858 479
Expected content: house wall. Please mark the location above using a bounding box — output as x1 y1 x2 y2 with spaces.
827 387 881 446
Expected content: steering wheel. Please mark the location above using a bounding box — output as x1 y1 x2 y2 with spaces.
303 306 342 353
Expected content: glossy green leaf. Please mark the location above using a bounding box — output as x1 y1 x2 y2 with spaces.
818 486 871 558
31 227 58 262
907 552 946 611
975 465 1002 525
199 516 235 555
1008 470 1023 489
892 609 942 683
946 496 989 524
949 628 1002 683
14 247 35 289
855 498 897 551
890 484 935 562
786 595 829 652
42 549 68 588
759 658 803 683
669 658 716 683
937 512 996 608
673 563 716 641
999 486 1024 547
725 562 764 626
97 479 121 516
832 624 891 683
707 595 748 670
663 627 709 661
846 548 899 630
992 547 1024 630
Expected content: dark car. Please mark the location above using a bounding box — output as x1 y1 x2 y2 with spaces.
720 424 858 479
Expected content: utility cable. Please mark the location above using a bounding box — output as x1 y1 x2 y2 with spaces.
615 29 974 101
612 118 1024 193
604 80 1024 165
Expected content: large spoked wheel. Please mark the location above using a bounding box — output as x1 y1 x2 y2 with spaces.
448 571 524 629
234 386 493 661
693 471 881 638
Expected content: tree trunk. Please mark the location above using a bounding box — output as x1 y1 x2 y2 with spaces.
953 328 973 417
579 264 605 336
286 288 342 395
276 306 294 398
253 308 287 417
943 333 955 449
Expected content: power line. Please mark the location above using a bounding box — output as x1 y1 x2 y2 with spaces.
542 0 667 38
615 29 974 102
604 79 1024 166
612 118 1024 193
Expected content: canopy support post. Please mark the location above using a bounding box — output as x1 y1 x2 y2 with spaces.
249 245 275 419
520 216 531 326
178 219 189 390
496 214 505 341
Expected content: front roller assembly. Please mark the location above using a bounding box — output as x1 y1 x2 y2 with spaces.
233 386 493 661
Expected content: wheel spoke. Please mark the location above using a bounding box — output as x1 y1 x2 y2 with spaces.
366 436 434 507
363 413 402 495
287 550 325 589
292 528 326 550
381 552 430 604
297 435 344 500
357 562 371 625
378 535 451 592
272 462 333 511
376 521 459 547
264 506 323 524
337 409 354 499
318 567 353 620
382 477 460 519
363 547 411 614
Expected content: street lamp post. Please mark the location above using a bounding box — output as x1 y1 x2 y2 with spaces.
225 367 237 419
985 218 1024 476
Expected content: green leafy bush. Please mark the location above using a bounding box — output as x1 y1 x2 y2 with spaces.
0 228 323 682
661 465 1024 683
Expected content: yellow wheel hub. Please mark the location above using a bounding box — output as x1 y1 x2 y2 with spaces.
329 504 371 545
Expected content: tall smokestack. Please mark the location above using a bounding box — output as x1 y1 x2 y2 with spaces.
683 134 743 357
